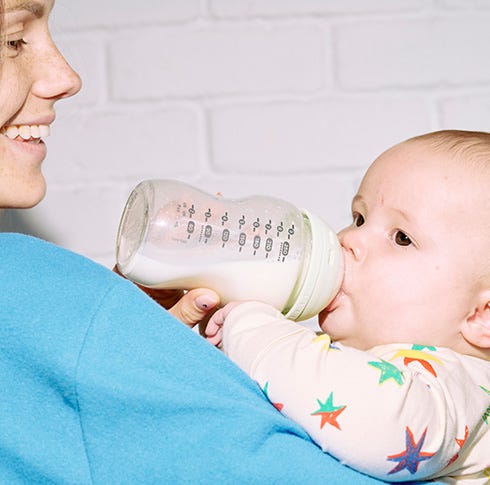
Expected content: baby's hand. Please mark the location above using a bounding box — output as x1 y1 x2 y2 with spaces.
205 301 244 347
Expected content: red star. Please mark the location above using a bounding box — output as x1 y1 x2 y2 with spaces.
403 357 437 377
262 381 284 412
273 402 284 412
311 392 346 430
447 425 469 467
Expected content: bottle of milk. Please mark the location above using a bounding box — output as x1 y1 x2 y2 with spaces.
116 179 343 321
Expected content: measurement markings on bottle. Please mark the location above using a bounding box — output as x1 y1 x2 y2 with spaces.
238 232 247 252
221 228 230 248
253 235 261 255
204 224 212 243
187 220 195 239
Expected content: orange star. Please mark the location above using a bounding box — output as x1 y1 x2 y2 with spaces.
263 381 284 412
311 392 346 430
391 349 442 378
447 425 469 467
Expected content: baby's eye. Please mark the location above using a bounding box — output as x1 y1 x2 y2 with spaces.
395 230 412 247
353 213 365 227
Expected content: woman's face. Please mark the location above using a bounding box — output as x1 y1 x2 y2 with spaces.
0 0 81 208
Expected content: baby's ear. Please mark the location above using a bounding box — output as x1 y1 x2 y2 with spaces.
462 292 490 349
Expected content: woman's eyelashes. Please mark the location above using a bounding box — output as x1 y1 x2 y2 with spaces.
5 38 27 54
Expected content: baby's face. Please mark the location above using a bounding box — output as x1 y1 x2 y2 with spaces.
319 140 490 350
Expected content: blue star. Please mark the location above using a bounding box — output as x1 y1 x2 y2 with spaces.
387 427 435 475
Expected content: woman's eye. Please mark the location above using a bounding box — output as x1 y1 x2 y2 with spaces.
353 213 365 227
6 39 27 52
395 230 412 247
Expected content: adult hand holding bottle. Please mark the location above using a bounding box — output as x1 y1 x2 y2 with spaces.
113 265 220 328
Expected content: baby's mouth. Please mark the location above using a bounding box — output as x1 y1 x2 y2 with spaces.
1 124 51 143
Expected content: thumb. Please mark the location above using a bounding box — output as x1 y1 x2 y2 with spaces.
168 288 220 328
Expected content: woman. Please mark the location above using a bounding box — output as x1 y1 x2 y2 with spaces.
0 1 389 482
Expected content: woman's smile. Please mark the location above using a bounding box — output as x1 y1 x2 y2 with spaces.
0 124 50 163
1 123 51 140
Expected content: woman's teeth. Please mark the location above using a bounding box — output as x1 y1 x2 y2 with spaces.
1 124 51 141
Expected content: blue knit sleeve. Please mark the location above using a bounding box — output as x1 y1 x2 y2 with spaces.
76 281 383 483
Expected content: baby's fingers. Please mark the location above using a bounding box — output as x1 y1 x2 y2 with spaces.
205 309 226 346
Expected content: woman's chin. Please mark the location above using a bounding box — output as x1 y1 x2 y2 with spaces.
0 178 46 208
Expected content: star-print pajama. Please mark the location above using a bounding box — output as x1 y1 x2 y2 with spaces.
221 302 490 484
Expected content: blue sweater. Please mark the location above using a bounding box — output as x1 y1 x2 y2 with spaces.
0 233 417 484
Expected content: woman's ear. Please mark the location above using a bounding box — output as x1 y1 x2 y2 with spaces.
462 293 490 349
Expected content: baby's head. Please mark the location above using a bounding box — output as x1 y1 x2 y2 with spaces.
319 130 490 360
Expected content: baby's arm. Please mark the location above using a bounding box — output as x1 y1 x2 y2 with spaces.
215 301 486 482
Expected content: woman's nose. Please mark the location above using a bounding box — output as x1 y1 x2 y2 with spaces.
31 41 82 101
338 226 367 262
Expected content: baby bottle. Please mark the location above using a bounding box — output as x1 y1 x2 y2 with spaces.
116 179 343 321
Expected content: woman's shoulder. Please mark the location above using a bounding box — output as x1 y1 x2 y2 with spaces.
0 232 116 286
0 232 143 326
0 232 164 361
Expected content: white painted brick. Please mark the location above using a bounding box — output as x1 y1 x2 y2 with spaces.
438 0 490 8
210 0 428 18
109 24 327 99
336 15 490 89
439 96 490 131
45 108 201 184
210 98 431 173
51 0 201 30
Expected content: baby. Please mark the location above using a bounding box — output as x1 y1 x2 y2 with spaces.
205 130 490 483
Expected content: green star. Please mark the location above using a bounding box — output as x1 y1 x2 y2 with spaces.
412 344 437 351
311 392 346 430
368 359 404 385
481 386 490 425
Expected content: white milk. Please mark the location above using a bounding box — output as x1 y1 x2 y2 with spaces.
122 252 302 310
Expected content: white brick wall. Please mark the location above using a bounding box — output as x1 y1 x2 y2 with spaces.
3 0 490 272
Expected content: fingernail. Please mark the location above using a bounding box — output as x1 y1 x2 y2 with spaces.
196 294 219 310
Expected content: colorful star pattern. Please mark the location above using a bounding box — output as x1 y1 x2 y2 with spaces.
391 349 442 378
455 425 469 449
311 392 346 430
312 334 331 351
263 381 284 412
481 386 490 425
412 344 437 352
446 425 469 467
484 409 490 426
387 426 435 475
368 359 405 386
